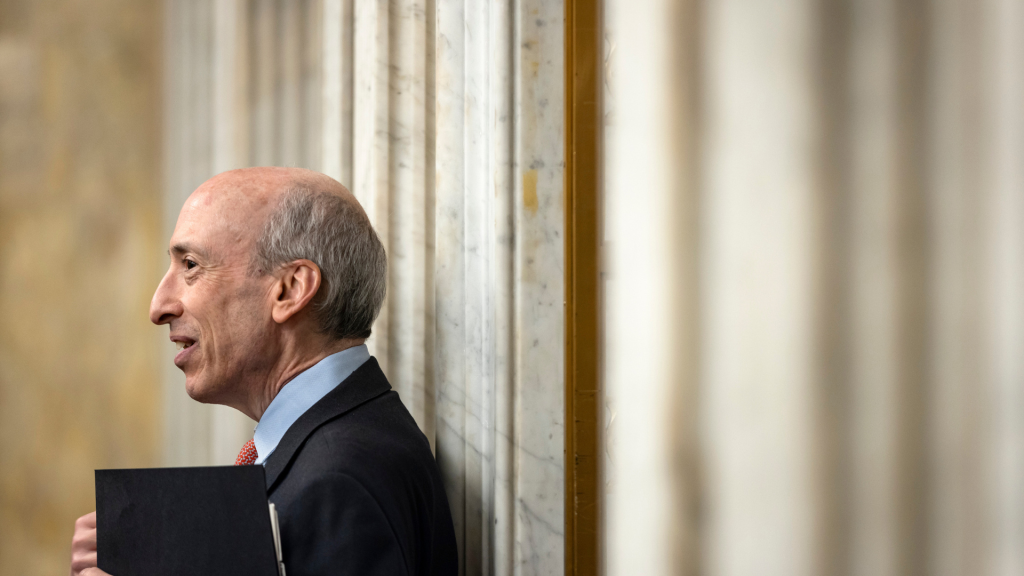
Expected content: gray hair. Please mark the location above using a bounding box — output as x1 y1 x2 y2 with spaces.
250 185 387 340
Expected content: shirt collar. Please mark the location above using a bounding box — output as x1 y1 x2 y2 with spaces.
253 344 370 465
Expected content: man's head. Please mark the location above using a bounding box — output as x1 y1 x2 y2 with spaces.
149 167 386 416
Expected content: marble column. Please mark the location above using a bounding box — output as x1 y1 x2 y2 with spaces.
602 0 697 574
927 0 1024 574
603 0 1024 575
434 0 565 573
320 0 437 445
165 1 565 574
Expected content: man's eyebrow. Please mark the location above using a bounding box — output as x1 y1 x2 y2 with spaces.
169 243 210 259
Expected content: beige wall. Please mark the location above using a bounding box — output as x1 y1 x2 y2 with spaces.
0 1 163 574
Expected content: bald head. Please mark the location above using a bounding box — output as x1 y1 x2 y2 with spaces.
185 167 365 245
196 166 353 199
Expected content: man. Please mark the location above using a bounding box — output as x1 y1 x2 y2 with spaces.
69 167 458 576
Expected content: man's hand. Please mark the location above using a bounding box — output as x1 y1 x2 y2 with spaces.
69 512 111 576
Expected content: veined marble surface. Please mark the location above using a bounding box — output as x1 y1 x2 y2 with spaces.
511 0 566 572
435 0 565 573
165 1 565 574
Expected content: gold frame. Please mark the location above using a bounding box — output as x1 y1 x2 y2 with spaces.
564 0 601 573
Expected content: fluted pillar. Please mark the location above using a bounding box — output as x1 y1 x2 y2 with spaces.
435 0 565 573
603 0 1024 575
165 2 565 574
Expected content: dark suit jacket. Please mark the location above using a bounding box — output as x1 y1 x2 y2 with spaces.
263 358 458 576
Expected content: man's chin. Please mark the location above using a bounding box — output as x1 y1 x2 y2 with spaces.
184 377 218 404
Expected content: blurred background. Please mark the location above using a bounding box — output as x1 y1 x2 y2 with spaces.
603 1 1024 576
1 0 1023 576
0 1 162 574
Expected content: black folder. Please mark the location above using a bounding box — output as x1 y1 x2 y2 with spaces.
96 466 283 576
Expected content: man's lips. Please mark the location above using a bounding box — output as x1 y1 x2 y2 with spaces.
171 337 198 366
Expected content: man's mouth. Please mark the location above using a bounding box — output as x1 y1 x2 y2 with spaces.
171 337 199 367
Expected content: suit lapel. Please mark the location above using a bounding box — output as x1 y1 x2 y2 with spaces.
263 357 391 492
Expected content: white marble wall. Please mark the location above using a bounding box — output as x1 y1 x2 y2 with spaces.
603 0 1024 575
165 1 564 574
434 1 565 574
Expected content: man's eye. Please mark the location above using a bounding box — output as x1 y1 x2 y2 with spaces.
184 259 197 270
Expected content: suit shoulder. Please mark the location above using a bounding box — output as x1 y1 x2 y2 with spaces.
276 391 439 495
309 392 432 469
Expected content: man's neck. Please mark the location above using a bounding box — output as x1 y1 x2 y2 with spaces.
245 337 364 421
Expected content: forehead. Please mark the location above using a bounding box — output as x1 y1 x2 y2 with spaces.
170 186 268 259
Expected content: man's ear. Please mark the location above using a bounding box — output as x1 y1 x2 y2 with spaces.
270 259 322 325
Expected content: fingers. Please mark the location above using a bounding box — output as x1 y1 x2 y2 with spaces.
70 552 97 574
79 569 111 576
75 511 96 530
71 526 96 553
70 511 98 576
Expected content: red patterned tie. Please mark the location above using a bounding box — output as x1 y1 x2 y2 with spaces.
235 438 258 465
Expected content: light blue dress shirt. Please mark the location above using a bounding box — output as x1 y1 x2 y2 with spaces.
253 344 371 465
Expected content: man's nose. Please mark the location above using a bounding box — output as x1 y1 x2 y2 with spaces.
149 266 183 325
